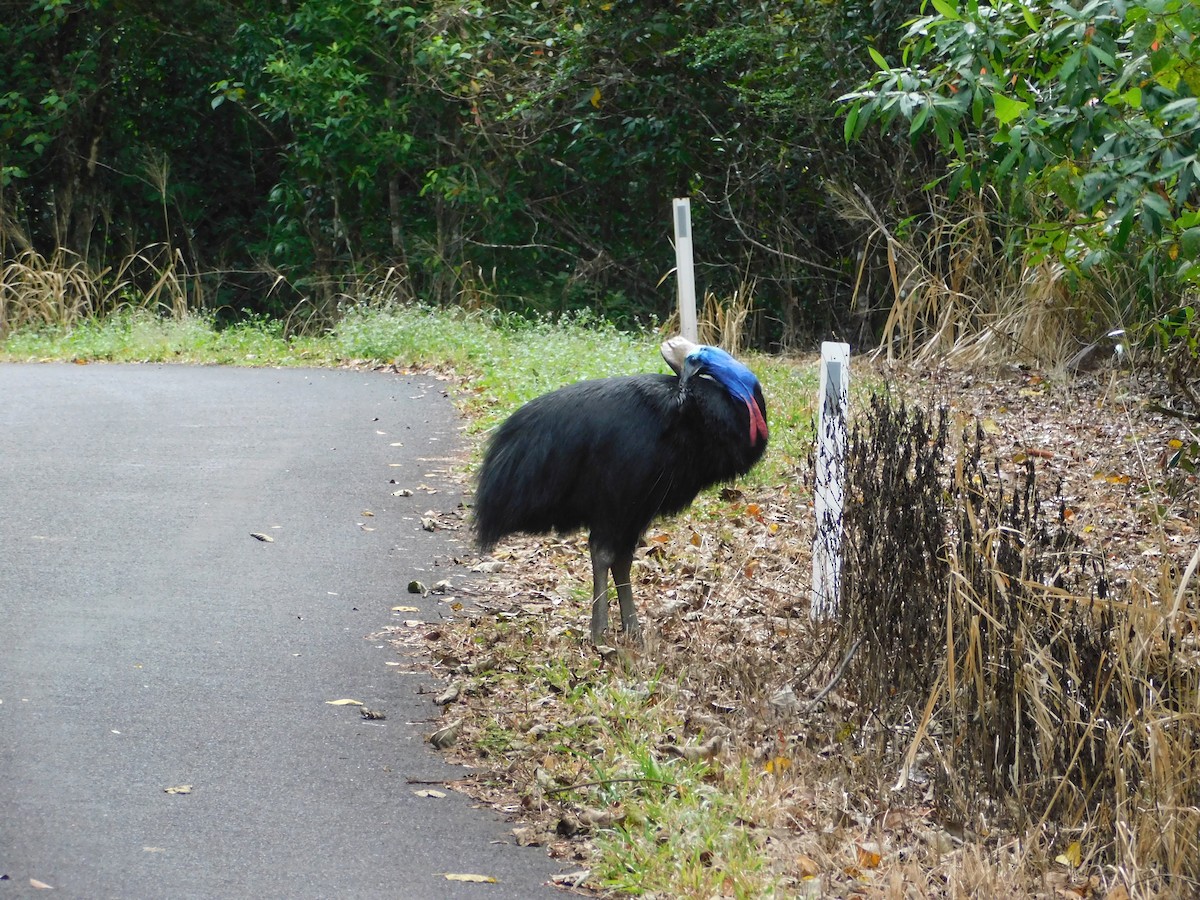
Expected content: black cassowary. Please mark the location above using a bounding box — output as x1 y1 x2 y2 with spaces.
473 337 768 644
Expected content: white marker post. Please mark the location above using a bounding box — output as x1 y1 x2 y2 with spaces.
812 341 850 619
673 198 698 343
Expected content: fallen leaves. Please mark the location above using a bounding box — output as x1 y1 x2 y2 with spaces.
764 755 791 774
657 733 724 762
576 807 624 829
511 825 545 846
1056 839 1083 868
854 842 883 869
796 854 821 878
428 719 462 749
434 682 463 706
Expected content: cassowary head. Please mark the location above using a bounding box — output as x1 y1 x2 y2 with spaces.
662 337 768 446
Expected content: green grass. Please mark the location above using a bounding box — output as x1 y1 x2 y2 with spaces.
455 626 786 897
1 305 816 483
1 310 326 366
331 304 659 427
593 775 774 899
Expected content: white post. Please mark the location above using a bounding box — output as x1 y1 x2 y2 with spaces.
812 341 850 619
672 198 698 343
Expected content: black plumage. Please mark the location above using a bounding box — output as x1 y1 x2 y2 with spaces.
473 339 768 643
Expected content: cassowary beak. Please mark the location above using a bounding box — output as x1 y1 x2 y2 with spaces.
678 353 704 390
661 335 700 376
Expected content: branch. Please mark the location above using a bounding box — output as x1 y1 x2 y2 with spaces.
543 777 676 796
802 634 864 714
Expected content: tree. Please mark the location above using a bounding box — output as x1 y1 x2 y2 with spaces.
842 0 1200 302
1 0 276 302
413 0 906 336
235 0 433 302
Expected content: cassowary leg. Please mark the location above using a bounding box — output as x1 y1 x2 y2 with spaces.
589 544 612 644
611 551 640 640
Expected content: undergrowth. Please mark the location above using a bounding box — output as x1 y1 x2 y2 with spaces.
419 370 1198 899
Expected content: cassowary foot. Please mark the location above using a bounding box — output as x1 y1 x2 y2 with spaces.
617 614 642 646
612 553 640 644
589 599 643 646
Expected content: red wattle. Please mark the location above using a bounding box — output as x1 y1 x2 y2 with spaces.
745 399 767 445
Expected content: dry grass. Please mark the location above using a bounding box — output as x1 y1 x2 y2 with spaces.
661 279 757 356
830 184 1127 368
1 248 99 333
831 380 1200 897
698 281 755 355
0 243 194 336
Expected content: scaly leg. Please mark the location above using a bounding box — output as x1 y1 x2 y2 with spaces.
589 544 612 644
611 550 640 640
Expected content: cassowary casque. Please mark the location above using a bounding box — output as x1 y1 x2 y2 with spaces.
474 336 768 644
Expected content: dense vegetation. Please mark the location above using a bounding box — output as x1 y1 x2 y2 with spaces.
1 0 1198 357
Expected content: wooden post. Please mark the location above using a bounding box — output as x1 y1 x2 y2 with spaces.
812 341 850 619
672 198 698 343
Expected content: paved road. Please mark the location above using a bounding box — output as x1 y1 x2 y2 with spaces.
0 364 564 899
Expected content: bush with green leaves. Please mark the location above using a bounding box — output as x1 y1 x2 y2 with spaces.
842 0 1200 329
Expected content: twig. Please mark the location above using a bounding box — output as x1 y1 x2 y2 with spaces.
544 777 676 796
1148 402 1200 423
802 634 864 714
405 776 477 786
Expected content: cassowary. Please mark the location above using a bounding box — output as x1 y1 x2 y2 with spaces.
473 336 768 644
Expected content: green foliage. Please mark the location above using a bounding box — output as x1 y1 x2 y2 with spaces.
240 1 429 283
0 0 280 310
842 0 1200 295
592 759 772 897
395 0 898 333
0 0 984 340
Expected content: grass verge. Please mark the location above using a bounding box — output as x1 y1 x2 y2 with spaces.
0 306 813 481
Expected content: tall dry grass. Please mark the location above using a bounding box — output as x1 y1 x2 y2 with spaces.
0 243 196 336
830 184 1128 367
660 278 757 354
836 395 1200 896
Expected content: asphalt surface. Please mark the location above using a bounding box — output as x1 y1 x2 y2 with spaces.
0 363 566 900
